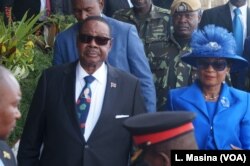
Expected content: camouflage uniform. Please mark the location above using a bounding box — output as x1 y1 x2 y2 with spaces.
150 34 193 110
113 5 192 110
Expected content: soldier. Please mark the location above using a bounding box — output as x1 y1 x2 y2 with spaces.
113 0 171 110
158 0 201 110
124 111 197 166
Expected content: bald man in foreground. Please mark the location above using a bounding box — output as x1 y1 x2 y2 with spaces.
0 65 22 166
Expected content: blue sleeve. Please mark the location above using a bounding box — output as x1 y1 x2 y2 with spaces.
240 93 250 149
126 25 156 113
52 37 63 65
52 24 79 65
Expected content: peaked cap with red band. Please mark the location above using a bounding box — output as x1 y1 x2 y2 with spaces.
124 111 196 147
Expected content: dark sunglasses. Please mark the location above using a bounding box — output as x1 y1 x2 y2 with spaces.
79 34 111 46
196 59 227 71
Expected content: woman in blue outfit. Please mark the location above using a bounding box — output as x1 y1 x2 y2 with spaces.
166 25 250 150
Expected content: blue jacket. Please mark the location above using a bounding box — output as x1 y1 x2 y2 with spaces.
166 81 250 149
53 15 156 113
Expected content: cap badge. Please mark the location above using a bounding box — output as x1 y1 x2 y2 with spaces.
177 2 188 12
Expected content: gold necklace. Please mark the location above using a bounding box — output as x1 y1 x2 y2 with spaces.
204 95 219 101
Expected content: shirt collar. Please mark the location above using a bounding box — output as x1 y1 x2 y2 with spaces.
229 2 247 15
76 62 107 84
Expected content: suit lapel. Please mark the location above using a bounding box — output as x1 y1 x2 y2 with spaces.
88 64 119 139
216 83 236 114
62 61 85 143
121 0 129 7
247 7 250 36
179 82 209 119
223 3 233 32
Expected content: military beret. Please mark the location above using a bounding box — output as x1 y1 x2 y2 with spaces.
124 111 196 147
171 0 201 14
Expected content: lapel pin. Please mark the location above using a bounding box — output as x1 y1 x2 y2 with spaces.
111 82 117 88
220 97 230 108
3 151 11 159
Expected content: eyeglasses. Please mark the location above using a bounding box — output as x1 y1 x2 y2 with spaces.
196 59 227 71
79 34 111 46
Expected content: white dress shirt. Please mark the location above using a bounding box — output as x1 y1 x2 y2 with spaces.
0 159 4 166
127 0 133 7
75 62 107 141
229 2 248 42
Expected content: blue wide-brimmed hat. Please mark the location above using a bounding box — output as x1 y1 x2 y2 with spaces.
181 25 248 72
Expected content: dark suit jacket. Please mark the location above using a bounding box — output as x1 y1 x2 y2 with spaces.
244 36 250 65
12 0 40 21
243 37 250 91
0 140 16 166
152 0 173 9
199 2 250 37
103 0 130 17
53 15 156 113
17 62 145 166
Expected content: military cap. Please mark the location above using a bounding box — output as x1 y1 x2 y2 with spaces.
170 0 201 14
123 111 195 147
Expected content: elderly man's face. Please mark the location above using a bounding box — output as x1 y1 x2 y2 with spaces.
72 0 104 21
230 0 247 7
0 77 21 140
172 11 201 39
77 20 111 72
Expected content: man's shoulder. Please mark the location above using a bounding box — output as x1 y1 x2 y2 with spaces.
0 140 9 149
108 64 138 81
104 15 134 29
113 8 133 17
203 3 228 15
152 5 171 15
56 23 79 39
112 8 134 23
44 62 77 76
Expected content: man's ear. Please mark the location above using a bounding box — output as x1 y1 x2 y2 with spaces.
197 10 202 23
108 39 112 51
158 152 170 166
99 0 104 11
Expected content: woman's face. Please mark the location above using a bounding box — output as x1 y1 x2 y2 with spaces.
196 58 230 88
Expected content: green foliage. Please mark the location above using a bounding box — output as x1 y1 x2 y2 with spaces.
0 12 44 80
8 49 52 146
47 14 77 32
5 13 76 146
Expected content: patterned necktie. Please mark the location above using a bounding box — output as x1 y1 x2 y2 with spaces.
76 75 95 132
233 8 243 55
46 0 51 16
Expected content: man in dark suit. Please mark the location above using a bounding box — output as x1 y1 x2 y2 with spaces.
17 16 146 166
53 0 156 113
152 0 174 9
12 0 41 21
199 0 250 90
51 0 72 15
0 0 13 24
0 65 22 166
103 0 132 17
